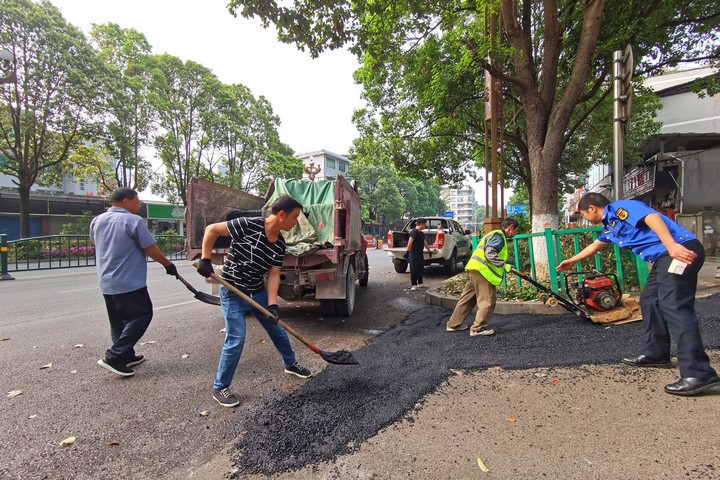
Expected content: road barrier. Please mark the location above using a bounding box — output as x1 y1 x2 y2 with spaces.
2 234 186 272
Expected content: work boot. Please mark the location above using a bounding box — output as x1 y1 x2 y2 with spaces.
470 328 495 337
284 362 312 379
446 324 469 332
126 355 145 367
664 376 720 396
97 358 134 377
213 387 240 407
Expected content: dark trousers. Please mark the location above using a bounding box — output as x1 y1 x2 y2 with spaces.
639 240 717 379
409 253 425 286
102 287 153 363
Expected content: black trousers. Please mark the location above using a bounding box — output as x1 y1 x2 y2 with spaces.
639 240 717 379
102 287 153 363
409 253 425 286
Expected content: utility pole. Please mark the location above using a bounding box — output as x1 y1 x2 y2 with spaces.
613 44 633 201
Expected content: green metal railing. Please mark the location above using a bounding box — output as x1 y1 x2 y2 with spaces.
0 234 186 273
504 226 649 294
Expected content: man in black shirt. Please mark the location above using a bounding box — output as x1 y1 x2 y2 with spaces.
405 218 435 291
196 195 312 407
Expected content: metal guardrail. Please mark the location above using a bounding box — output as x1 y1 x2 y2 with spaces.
505 226 649 294
0 233 186 275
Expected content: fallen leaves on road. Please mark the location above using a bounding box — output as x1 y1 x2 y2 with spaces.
39 363 52 370
7 390 22 397
258 339 267 344
449 368 464 376
70 370 77 374
505 417 518 423
181 354 189 359
220 328 226 333
139 340 156 345
0 337 10 341
477 457 491 472
200 410 210 416
551 379 560 385
73 344 83 348
60 436 76 447
108 441 120 446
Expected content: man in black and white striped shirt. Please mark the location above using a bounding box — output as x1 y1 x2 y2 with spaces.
196 195 312 407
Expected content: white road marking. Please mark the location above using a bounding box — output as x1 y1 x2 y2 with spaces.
154 300 197 311
59 286 99 293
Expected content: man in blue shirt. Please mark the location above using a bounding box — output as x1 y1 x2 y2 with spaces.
557 193 719 396
90 188 178 377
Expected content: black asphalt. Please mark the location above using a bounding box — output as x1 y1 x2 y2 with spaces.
229 295 720 476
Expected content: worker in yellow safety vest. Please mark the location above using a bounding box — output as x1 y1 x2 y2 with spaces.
445 218 520 336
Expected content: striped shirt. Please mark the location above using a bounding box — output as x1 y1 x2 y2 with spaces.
221 217 285 294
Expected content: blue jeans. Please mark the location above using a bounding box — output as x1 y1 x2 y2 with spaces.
213 286 296 391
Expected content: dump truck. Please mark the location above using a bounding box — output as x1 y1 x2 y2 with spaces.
186 176 369 317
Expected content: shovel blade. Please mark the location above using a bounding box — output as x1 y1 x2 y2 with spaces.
319 349 359 365
195 291 221 306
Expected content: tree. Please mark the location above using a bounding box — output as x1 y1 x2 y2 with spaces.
0 0 107 236
348 135 406 225
227 0 719 275
213 83 300 194
146 54 222 205
89 23 155 192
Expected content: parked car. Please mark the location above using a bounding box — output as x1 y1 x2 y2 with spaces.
385 217 472 275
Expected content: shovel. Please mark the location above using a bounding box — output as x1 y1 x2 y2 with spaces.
175 272 221 306
195 264 358 365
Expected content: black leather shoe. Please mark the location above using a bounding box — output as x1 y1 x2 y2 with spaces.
621 355 672 369
664 376 720 396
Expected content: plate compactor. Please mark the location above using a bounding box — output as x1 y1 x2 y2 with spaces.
509 268 625 321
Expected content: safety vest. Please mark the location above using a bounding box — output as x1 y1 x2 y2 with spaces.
465 230 507 286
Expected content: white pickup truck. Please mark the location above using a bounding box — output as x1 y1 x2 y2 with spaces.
385 217 473 275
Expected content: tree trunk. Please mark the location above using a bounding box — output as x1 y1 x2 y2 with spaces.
18 184 31 238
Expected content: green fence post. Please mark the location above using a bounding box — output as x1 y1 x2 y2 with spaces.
1 234 15 281
544 227 559 293
634 255 649 289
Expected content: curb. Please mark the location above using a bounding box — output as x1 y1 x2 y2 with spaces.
425 273 720 315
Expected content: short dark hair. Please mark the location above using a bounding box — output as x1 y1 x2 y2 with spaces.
271 195 303 215
501 217 520 230
416 218 427 225
577 193 610 211
110 187 138 203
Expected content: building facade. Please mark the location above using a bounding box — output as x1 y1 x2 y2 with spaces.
441 185 477 229
296 150 351 181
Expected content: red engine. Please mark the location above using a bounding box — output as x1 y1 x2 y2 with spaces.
568 271 622 312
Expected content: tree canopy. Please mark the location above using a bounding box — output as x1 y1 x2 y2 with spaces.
228 0 720 232
0 0 108 236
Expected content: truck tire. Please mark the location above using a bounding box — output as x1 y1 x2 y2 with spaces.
334 264 356 316
359 254 369 287
393 259 408 273
443 250 458 275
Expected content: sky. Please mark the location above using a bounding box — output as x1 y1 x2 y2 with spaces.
48 0 509 205
50 0 364 156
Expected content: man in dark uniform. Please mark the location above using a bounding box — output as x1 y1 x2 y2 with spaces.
557 193 719 396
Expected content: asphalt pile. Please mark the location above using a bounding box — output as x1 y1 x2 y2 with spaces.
229 295 720 476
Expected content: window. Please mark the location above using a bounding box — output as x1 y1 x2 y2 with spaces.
339 161 347 172
325 157 336 169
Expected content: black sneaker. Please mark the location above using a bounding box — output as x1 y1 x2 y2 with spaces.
213 387 240 407
97 358 134 377
126 355 145 367
284 362 312 379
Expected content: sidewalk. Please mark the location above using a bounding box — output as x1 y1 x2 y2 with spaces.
426 256 720 315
